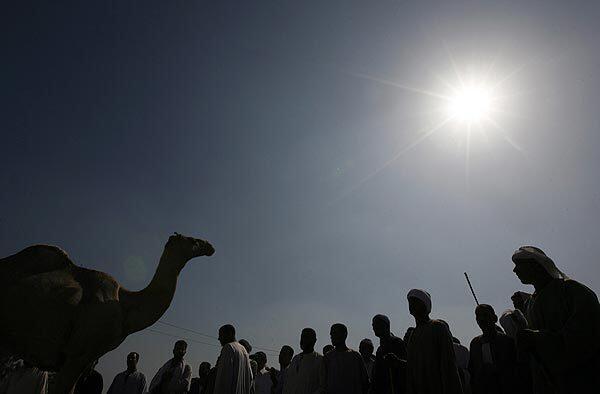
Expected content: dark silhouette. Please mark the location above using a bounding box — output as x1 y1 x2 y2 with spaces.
270 345 294 394
189 362 211 394
323 323 369 394
0 234 214 394
106 352 147 394
284 328 325 394
371 314 407 394
402 328 414 345
511 246 600 394
213 325 252 394
358 338 375 381
322 345 334 355
239 339 258 390
405 289 463 394
468 305 516 394
438 320 471 394
148 340 192 394
74 360 102 394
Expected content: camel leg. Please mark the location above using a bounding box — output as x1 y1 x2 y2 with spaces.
51 357 90 394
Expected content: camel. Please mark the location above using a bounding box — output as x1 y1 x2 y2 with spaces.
0 233 215 394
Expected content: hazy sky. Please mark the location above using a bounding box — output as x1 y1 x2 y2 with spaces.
3 1 600 390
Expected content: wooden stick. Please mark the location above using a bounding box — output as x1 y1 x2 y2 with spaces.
464 272 479 306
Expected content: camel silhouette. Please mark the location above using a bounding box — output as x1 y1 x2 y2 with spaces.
0 233 215 394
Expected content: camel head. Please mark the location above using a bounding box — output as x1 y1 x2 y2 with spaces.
165 233 215 264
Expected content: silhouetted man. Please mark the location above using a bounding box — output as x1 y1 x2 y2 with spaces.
75 360 103 394
270 345 294 394
405 289 463 394
284 328 325 394
149 340 191 394
107 352 147 394
468 305 516 394
239 339 258 392
439 320 471 394
511 246 600 394
371 314 407 394
323 323 369 394
359 338 375 381
254 352 272 394
214 324 253 394
498 310 532 394
189 362 211 394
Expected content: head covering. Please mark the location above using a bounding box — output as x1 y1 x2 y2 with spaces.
499 309 528 339
512 246 568 279
407 289 432 313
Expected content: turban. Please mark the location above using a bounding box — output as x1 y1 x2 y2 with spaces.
512 246 568 279
407 289 432 313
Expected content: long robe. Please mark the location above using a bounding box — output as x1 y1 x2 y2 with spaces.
468 332 516 394
148 358 191 394
214 342 253 394
107 370 147 394
323 348 369 394
372 335 407 394
283 352 325 394
406 319 463 394
525 278 600 394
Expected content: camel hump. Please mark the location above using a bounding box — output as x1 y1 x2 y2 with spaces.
0 245 75 283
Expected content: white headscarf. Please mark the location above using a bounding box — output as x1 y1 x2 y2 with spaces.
407 289 432 313
499 309 528 339
511 246 568 280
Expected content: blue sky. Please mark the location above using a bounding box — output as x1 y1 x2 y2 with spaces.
3 1 600 389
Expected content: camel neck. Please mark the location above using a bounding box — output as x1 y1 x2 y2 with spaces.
121 249 186 334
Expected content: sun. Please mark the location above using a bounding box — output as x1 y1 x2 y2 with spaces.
446 83 494 124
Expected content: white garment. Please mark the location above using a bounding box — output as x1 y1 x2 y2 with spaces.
148 358 191 394
214 342 253 394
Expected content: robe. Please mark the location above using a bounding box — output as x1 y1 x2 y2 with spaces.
283 352 325 394
406 319 463 394
372 335 407 394
468 332 516 394
148 358 191 394
214 342 253 394
525 278 600 394
107 370 147 394
323 348 369 394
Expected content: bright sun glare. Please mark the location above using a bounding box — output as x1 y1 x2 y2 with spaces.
446 83 494 124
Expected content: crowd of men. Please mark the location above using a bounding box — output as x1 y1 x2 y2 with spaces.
1 245 599 394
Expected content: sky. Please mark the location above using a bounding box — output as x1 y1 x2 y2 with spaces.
3 0 600 390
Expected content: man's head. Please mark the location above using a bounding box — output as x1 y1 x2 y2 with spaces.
254 352 267 371
359 339 374 359
330 323 348 348
322 345 334 355
199 362 211 377
239 339 252 353
300 328 317 353
512 246 563 285
407 289 432 320
218 324 236 346
279 345 294 368
372 314 391 338
173 340 187 360
126 352 139 371
475 304 498 333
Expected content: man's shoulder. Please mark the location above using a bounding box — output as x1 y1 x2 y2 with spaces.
563 279 599 300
